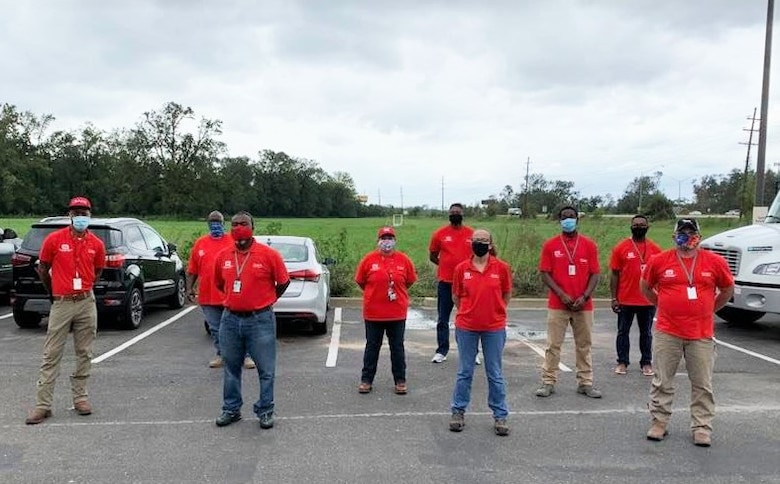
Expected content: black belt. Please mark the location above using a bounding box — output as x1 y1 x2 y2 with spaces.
227 305 272 318
52 291 93 302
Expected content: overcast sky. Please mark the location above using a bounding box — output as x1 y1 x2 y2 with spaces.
1 1 778 209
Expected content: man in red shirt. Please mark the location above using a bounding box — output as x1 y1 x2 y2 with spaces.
429 203 474 363
609 215 662 376
186 210 254 370
535 206 602 399
212 212 290 429
26 196 106 425
354 226 417 395
641 218 734 447
448 229 513 436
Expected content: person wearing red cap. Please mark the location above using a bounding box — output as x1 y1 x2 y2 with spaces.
640 218 734 447
25 196 106 425
429 203 475 363
354 226 417 395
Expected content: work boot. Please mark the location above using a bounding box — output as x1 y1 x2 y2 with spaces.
693 429 712 447
494 418 510 436
646 420 668 441
74 400 92 416
577 385 603 398
449 411 465 432
25 408 52 425
534 383 555 397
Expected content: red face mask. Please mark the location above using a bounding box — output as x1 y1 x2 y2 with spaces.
231 225 253 241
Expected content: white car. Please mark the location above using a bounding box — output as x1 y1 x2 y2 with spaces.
255 235 332 334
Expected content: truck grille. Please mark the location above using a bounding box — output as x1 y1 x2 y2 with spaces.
703 248 740 276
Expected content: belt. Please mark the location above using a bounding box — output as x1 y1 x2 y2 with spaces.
52 291 92 302
227 305 272 318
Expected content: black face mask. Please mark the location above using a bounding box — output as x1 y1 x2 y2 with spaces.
631 227 648 239
449 214 463 225
472 241 490 257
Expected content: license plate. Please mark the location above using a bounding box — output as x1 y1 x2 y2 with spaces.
24 299 51 313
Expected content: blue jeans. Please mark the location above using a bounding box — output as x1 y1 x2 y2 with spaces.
219 309 276 417
361 320 406 384
451 328 508 419
436 281 454 355
616 305 655 366
201 305 224 355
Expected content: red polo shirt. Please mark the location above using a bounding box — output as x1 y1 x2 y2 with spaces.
39 227 106 296
187 233 234 306
214 241 289 312
452 256 513 331
609 237 662 306
539 233 600 310
642 249 734 339
429 225 474 283
355 250 417 321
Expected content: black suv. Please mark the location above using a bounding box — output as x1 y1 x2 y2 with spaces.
11 217 187 330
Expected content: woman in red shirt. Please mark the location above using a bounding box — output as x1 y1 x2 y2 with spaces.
354 226 417 395
448 229 513 436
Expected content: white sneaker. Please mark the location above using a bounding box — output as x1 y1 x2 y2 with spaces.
431 353 447 363
475 354 481 365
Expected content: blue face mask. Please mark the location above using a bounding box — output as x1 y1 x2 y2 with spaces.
560 218 577 233
72 216 90 232
208 221 224 238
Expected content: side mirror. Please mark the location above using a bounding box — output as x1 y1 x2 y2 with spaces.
167 242 177 253
3 228 18 239
323 257 336 266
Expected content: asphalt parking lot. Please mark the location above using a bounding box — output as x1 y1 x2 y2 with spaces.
1 301 779 484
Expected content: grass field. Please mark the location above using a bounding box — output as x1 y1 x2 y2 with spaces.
0 215 746 298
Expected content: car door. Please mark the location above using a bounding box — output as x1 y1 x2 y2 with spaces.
124 225 162 298
139 225 176 300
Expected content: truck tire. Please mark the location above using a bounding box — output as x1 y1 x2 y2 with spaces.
716 306 765 324
13 307 42 329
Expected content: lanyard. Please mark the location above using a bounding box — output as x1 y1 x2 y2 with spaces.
233 250 251 280
675 252 697 287
559 234 580 264
630 239 647 264
381 254 396 287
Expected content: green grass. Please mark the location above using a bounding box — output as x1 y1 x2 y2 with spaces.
1 215 747 297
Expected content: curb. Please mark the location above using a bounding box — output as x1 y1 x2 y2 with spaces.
330 297 614 310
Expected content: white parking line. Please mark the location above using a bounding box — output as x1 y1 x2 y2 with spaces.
715 337 780 366
91 306 198 364
325 307 343 368
517 336 572 372
0 312 12 320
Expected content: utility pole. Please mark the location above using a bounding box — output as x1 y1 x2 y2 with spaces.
756 0 775 206
400 186 404 213
741 108 759 218
523 156 530 217
441 177 445 213
378 188 381 206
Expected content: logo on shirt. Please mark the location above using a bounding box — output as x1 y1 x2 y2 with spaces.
701 271 712 277
553 250 564 258
59 244 72 252
627 252 636 259
443 236 453 242
490 273 500 279
252 263 264 269
463 272 473 279
223 260 233 269
199 249 205 257
370 263 380 271
663 269 675 278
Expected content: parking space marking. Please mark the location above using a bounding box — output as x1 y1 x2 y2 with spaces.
0 312 12 320
4 403 780 430
715 337 780 366
91 306 198 364
517 336 572 372
325 307 343 368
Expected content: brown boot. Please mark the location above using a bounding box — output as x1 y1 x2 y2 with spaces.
74 400 92 416
25 408 52 425
646 420 668 441
693 429 712 447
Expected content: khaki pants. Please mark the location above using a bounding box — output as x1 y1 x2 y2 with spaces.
35 295 98 410
541 309 594 386
648 330 715 431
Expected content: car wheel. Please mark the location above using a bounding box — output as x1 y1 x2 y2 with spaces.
120 287 144 330
312 306 329 335
13 306 42 329
716 306 765 325
167 272 187 309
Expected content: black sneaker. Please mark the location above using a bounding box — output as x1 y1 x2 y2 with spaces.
494 418 510 436
259 413 274 429
215 411 241 427
449 412 465 432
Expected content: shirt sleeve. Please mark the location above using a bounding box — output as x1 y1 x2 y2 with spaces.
187 239 200 274
452 262 464 298
501 261 513 295
39 233 55 264
213 251 225 289
588 239 601 274
713 254 735 288
273 251 290 285
538 240 552 272
94 237 106 269
354 255 368 286
609 243 621 271
428 230 440 253
642 253 659 287
405 254 418 286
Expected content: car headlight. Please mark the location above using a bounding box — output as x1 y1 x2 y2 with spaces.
753 262 780 275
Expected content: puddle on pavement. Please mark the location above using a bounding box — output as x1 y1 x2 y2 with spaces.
403 311 548 341
507 322 548 341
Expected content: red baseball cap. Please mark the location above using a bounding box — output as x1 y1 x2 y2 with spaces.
68 196 92 209
377 226 396 238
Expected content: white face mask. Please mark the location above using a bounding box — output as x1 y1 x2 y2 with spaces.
378 239 396 252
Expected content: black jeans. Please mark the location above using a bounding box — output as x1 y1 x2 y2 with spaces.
436 281 454 355
616 305 655 366
361 320 406 384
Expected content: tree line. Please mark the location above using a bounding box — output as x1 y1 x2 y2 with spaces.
2 100 773 220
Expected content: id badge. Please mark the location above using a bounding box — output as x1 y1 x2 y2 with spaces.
687 286 698 300
640 264 647 272
73 278 82 291
568 264 576 276
232 280 242 293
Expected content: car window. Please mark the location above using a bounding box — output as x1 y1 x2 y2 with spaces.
21 226 120 251
139 226 166 253
269 243 308 263
125 226 148 251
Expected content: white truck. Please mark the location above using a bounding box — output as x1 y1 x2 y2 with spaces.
700 197 780 324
